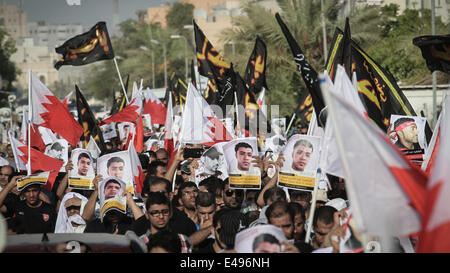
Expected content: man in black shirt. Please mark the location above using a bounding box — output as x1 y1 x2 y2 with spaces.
0 175 56 234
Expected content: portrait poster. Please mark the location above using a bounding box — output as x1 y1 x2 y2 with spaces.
278 134 321 192
118 122 135 141
17 171 50 191
68 148 96 190
98 177 127 222
100 122 117 141
86 137 101 168
223 137 260 189
389 114 426 166
194 142 228 185
144 139 164 152
97 150 134 195
142 114 153 132
45 138 69 172
271 118 286 135
234 225 287 253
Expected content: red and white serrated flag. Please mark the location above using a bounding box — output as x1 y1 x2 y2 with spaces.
20 110 46 152
128 143 145 194
418 96 450 252
256 88 266 117
164 92 175 158
321 74 427 238
29 71 83 147
179 83 233 146
143 87 167 125
9 135 64 190
99 88 143 126
421 112 441 176
62 90 73 112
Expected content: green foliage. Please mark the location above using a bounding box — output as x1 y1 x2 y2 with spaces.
0 26 18 107
166 2 195 31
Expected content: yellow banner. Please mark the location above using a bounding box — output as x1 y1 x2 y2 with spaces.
68 177 94 190
17 176 48 191
229 174 261 189
100 200 126 219
278 172 315 191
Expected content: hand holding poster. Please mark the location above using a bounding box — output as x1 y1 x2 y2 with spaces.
223 137 260 189
68 149 96 190
97 151 134 195
277 134 321 191
98 177 127 222
389 114 426 166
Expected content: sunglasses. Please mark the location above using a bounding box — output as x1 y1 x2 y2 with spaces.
225 189 244 197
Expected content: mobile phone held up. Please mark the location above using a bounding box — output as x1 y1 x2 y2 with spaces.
183 148 204 159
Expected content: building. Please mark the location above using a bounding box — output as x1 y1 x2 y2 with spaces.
10 37 60 90
0 3 27 42
146 5 171 28
27 21 84 51
354 0 450 23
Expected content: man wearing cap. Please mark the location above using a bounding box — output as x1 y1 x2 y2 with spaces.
0 175 57 234
202 147 224 175
393 117 421 150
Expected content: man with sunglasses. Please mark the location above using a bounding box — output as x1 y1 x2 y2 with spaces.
222 179 244 210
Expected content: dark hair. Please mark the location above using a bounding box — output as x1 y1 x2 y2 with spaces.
265 200 294 223
138 153 150 170
293 139 313 153
148 161 167 176
198 176 224 194
78 152 91 162
145 191 171 210
142 176 171 196
252 233 280 251
107 156 124 168
50 142 63 151
104 179 121 189
148 150 157 159
234 142 253 153
289 190 312 202
177 181 197 199
195 191 215 208
147 230 181 253
394 117 415 131
263 186 286 204
288 202 305 221
313 205 337 228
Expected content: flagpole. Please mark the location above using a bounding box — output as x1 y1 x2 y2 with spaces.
113 57 130 104
305 168 322 244
27 70 32 175
8 132 20 172
286 113 296 136
234 91 240 136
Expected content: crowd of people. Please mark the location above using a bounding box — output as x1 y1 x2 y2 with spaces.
0 119 397 253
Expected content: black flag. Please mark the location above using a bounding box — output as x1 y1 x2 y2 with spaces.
413 34 450 74
244 36 268 95
76 85 106 152
55 22 114 70
275 13 325 124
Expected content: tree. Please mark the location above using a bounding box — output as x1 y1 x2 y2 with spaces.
0 26 18 107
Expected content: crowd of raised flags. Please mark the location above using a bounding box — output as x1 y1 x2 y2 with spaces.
0 13 449 254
